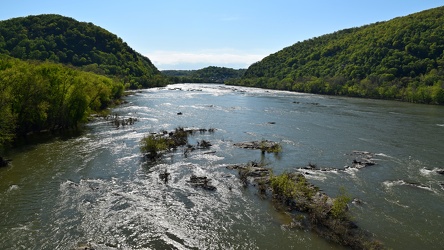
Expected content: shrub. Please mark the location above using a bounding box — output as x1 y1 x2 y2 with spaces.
260 140 282 153
170 127 188 146
331 187 352 220
140 135 170 159
140 127 192 159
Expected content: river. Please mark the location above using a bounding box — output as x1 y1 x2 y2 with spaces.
1 84 443 249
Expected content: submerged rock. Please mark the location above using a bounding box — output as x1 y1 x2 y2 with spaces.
230 162 266 183
197 139 212 149
187 175 216 191
159 169 170 184
350 151 376 168
73 242 96 250
352 158 376 168
234 140 281 153
352 198 365 206
0 156 11 167
402 180 432 190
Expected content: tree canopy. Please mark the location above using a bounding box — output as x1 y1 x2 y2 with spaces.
163 66 246 83
0 14 168 88
0 55 124 149
228 6 444 104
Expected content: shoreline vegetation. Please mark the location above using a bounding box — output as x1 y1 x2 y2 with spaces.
140 127 384 249
0 56 125 153
0 13 169 155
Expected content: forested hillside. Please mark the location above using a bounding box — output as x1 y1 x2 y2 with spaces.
163 66 246 83
0 14 168 88
0 55 124 149
229 6 444 104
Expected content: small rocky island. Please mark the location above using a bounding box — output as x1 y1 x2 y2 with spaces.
227 161 384 249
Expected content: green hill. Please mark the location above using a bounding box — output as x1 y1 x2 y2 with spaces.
163 66 246 83
0 14 170 150
0 14 168 88
229 6 444 104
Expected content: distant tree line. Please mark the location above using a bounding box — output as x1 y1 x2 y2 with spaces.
228 6 444 104
163 66 246 83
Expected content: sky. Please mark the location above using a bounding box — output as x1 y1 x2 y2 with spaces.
1 1 443 70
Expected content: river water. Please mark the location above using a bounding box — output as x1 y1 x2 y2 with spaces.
1 84 443 249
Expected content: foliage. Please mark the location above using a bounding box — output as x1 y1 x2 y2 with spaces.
0 14 169 89
140 135 171 159
260 140 282 153
270 172 315 202
0 55 124 149
229 6 444 104
331 187 352 220
140 127 190 159
163 66 246 83
170 127 189 146
270 172 297 199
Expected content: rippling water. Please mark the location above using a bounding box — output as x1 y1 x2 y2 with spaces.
1 84 443 249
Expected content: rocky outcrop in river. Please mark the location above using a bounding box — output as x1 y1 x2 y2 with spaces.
234 140 282 153
187 175 217 191
227 161 384 250
142 127 383 249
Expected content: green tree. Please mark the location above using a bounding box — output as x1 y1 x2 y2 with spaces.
230 6 444 105
0 56 124 148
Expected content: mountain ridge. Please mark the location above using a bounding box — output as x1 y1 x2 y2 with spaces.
0 14 168 88
229 6 444 104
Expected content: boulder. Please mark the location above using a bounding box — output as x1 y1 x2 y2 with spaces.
234 140 281 153
0 156 11 167
159 170 170 184
187 175 216 191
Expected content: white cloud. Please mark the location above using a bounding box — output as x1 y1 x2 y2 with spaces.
145 50 266 70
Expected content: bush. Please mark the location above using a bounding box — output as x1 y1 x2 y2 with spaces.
140 135 170 159
259 140 282 153
270 172 297 200
140 127 191 159
331 187 352 220
270 173 314 202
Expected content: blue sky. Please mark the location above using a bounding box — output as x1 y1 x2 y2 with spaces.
1 1 443 70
